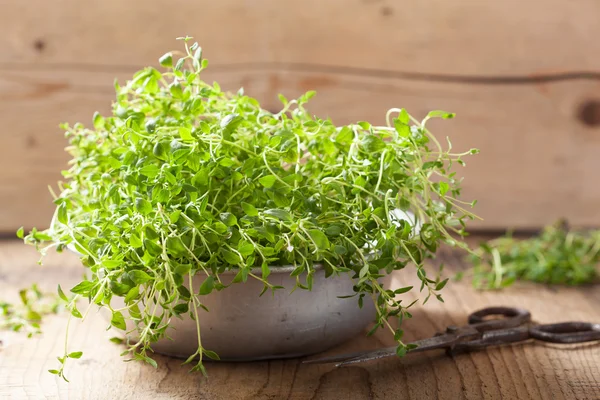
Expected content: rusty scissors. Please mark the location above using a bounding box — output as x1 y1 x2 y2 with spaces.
304 306 600 367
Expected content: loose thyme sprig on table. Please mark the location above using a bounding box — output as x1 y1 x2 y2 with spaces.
20 37 478 379
0 284 62 338
469 220 600 290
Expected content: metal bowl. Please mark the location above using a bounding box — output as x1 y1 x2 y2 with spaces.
113 266 389 361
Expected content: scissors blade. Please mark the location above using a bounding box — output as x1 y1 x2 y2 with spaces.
335 334 457 366
302 346 396 365
303 333 457 366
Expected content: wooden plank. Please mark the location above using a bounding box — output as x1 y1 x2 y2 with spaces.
1 0 600 231
1 0 600 75
1 66 600 231
1 238 599 399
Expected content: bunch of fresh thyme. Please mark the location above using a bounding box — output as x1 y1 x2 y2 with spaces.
20 37 478 379
469 220 600 289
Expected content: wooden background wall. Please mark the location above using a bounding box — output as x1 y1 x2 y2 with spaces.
1 0 600 232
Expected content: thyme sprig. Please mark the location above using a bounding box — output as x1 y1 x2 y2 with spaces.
0 284 62 338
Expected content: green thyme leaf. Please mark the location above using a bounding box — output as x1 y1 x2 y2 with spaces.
308 229 330 250
258 175 277 188
111 311 127 330
198 276 215 295
241 202 258 217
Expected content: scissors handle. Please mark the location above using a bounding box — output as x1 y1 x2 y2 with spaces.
468 306 531 332
530 322 600 344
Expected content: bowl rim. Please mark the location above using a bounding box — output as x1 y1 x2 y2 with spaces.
217 263 325 275
67 244 325 276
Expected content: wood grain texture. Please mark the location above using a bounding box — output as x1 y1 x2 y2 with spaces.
1 238 599 400
1 0 600 74
1 0 600 232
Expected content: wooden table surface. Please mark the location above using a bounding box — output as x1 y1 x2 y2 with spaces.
1 238 599 400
